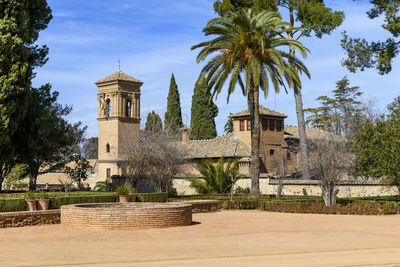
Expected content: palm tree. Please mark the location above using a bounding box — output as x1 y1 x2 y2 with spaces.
190 156 242 197
192 10 310 197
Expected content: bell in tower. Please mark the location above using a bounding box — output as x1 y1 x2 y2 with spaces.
95 70 143 181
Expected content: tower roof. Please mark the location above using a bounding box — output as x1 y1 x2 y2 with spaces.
231 106 287 118
96 70 143 85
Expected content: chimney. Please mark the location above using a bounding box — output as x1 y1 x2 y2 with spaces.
181 127 189 143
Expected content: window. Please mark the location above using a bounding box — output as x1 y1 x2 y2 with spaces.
106 143 110 153
247 120 251 131
276 120 282 132
240 120 245 131
269 149 275 156
287 152 291 160
261 119 267 130
106 168 111 179
268 119 275 131
126 99 132 118
119 167 124 176
105 99 111 117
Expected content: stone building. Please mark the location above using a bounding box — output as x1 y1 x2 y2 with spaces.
178 106 306 177
96 70 143 181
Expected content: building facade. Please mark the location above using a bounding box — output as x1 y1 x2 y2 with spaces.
96 70 143 181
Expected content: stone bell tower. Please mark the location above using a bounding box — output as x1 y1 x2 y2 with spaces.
96 70 143 181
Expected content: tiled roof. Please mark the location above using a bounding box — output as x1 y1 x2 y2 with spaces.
178 133 251 159
284 126 337 140
96 70 143 84
231 106 287 118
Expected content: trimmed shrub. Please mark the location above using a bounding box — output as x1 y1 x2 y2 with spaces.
0 198 26 212
136 193 168 202
0 192 168 212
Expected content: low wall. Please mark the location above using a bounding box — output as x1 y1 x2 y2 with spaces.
173 177 398 197
0 210 60 228
61 203 192 230
178 200 220 213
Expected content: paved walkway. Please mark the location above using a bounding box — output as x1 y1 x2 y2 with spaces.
1 211 400 266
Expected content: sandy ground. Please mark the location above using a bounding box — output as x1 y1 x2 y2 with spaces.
1 211 400 267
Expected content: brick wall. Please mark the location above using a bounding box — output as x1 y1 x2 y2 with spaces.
61 203 192 230
0 210 60 228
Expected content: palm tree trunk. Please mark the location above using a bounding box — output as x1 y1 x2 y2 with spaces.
249 82 261 197
289 5 310 180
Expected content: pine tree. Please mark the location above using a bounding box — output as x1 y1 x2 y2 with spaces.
224 113 234 134
190 74 218 140
164 73 183 140
305 77 365 139
145 111 163 133
0 0 52 189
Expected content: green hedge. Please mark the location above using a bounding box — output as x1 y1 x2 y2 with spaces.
0 198 26 212
49 195 118 209
258 200 398 215
0 192 168 212
136 193 168 202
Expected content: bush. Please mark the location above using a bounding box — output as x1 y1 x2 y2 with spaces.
49 195 118 209
37 191 49 200
0 198 26 212
136 192 168 202
116 186 129 196
0 192 168 212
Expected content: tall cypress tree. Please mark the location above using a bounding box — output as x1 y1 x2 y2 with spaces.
190 74 218 140
164 73 183 139
145 110 163 133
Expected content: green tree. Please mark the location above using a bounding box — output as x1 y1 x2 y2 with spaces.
64 154 92 190
164 73 183 140
145 110 163 133
190 74 218 140
15 84 86 190
3 163 29 190
190 156 242 196
305 76 365 138
0 0 52 190
192 10 309 196
224 113 234 134
341 2 400 74
214 0 344 179
354 96 400 193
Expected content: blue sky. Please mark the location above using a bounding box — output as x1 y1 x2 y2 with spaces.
32 0 400 138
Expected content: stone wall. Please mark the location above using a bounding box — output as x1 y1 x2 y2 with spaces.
0 210 60 228
61 203 192 230
173 177 398 197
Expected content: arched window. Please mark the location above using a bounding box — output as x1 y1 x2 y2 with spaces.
126 99 132 118
105 99 111 117
106 143 110 153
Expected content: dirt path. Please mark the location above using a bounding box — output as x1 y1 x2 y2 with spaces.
1 211 400 266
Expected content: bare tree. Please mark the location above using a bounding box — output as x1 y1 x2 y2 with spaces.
309 136 355 206
122 130 186 192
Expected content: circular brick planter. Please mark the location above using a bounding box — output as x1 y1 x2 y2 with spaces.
61 202 192 230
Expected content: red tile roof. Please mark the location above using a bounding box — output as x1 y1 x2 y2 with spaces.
231 106 287 118
96 70 143 84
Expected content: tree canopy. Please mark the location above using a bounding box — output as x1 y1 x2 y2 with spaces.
164 73 183 140
0 0 52 166
15 84 86 190
354 96 400 192
305 76 365 139
145 110 163 134
341 1 400 74
190 74 218 140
